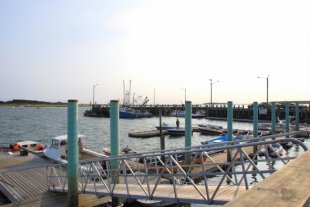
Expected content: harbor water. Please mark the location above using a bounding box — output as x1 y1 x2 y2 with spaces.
0 106 309 207
0 106 254 153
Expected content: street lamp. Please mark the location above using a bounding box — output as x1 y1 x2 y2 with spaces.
92 83 99 108
257 75 269 106
209 79 219 106
180 88 186 104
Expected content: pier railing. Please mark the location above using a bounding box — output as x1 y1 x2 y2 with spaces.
46 131 308 204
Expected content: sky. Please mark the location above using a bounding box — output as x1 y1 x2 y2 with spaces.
0 0 309 105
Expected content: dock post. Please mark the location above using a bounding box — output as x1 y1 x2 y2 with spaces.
67 99 79 207
295 102 300 131
159 107 165 161
227 101 233 159
185 101 192 165
271 102 276 136
253 102 258 138
285 102 290 138
110 100 120 207
253 102 259 151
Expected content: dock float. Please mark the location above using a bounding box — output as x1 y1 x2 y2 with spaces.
128 130 168 138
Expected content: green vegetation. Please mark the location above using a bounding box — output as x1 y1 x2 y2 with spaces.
0 99 90 107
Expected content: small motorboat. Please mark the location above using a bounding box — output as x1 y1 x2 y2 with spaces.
258 143 285 158
167 128 186 136
192 110 206 118
44 134 108 164
155 122 176 130
198 125 223 135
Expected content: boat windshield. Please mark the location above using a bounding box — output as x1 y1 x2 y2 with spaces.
51 139 59 149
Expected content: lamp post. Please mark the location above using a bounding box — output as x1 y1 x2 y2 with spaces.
257 75 269 106
180 88 186 104
92 83 99 108
209 79 219 106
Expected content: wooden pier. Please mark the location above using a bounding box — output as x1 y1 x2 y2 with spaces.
0 152 111 206
85 103 310 123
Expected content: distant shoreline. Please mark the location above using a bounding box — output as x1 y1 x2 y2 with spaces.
0 104 91 107
0 99 90 107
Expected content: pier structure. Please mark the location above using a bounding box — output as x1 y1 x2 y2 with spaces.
84 101 310 123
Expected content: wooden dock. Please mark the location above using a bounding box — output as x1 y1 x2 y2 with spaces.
0 152 111 206
128 130 168 138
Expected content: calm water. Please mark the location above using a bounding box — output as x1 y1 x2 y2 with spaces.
0 106 308 206
0 106 254 153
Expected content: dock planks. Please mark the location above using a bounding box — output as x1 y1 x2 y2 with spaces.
225 149 310 207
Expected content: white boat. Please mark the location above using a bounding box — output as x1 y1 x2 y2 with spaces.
169 110 185 117
44 134 108 164
192 110 206 118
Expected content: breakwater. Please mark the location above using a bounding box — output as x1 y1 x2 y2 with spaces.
84 104 310 123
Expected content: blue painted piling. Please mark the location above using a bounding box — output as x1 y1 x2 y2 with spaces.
67 99 79 207
253 102 258 138
185 101 192 165
271 102 276 135
295 103 300 130
285 102 290 138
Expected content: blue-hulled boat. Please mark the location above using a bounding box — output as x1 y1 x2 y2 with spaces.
119 106 154 119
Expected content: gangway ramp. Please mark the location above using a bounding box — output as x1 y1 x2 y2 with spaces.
47 132 308 205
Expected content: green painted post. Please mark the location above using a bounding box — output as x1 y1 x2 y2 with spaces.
67 99 79 207
285 102 290 138
185 101 192 165
271 102 276 135
110 100 120 206
295 103 300 130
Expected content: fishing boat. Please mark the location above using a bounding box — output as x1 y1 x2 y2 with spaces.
43 134 108 164
119 106 153 118
120 80 154 119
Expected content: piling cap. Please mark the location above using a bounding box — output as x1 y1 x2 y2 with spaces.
68 99 78 103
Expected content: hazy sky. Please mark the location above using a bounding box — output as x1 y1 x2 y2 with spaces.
0 0 309 104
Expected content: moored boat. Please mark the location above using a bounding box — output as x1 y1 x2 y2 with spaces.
198 125 223 135
167 128 186 136
155 122 176 130
119 106 153 119
192 110 206 118
43 134 108 164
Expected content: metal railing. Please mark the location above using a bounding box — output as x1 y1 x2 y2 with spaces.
46 131 308 204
